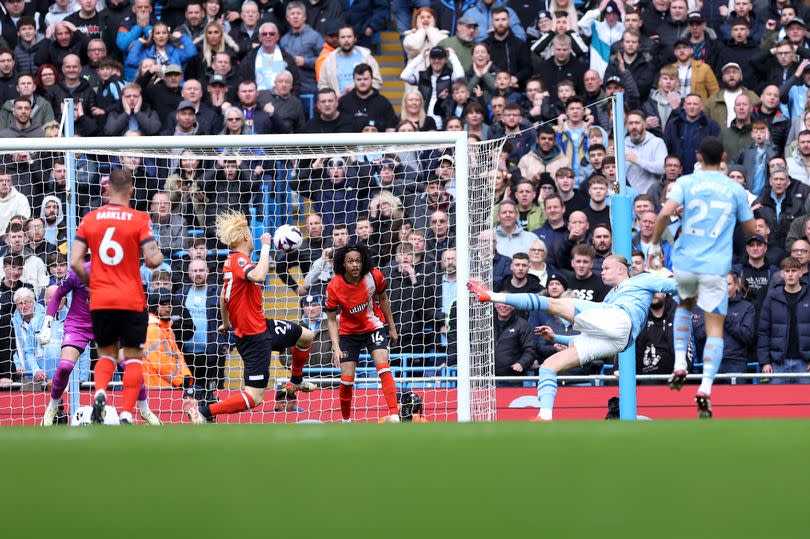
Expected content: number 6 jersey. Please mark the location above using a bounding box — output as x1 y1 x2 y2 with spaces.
667 170 754 275
76 203 154 312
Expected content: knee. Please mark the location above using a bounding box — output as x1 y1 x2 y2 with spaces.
297 328 315 347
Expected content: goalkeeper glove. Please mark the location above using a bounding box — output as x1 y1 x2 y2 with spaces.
37 315 54 346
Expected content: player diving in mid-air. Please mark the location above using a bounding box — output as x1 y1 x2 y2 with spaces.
651 137 755 418
468 254 677 421
38 263 162 426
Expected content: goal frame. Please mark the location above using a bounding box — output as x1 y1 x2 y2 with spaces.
2 130 480 422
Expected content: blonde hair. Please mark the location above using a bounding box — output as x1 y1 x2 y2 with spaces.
216 209 250 247
401 90 427 128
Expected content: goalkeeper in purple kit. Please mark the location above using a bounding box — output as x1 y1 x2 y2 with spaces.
39 263 161 426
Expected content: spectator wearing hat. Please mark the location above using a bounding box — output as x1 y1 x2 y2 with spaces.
578 0 625 77
669 38 719 102
142 288 193 391
103 81 161 136
278 3 324 93
518 124 568 182
726 165 757 206
602 71 640 112
161 99 200 136
176 259 222 403
531 10 587 63
281 294 331 369
338 63 399 132
205 71 233 113
136 62 184 120
314 20 340 85
463 0 525 44
482 7 531 87
681 11 721 66
715 16 769 93
732 234 779 310
706 62 760 127
719 0 766 44
733 118 778 196
604 28 656 101
318 24 383 95
238 22 301 94
437 14 479 71
400 45 464 130
782 14 810 50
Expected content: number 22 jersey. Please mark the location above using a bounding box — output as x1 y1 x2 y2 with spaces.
75 203 154 312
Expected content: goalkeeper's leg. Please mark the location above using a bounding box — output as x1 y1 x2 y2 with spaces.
42 347 82 426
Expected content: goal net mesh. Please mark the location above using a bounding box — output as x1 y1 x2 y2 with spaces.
0 135 502 425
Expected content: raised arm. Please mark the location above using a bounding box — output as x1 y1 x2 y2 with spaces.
70 239 89 284
245 232 273 283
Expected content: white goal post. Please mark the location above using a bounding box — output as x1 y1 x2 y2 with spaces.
0 131 502 425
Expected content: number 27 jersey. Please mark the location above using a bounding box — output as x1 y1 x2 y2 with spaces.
75 203 154 312
668 170 754 275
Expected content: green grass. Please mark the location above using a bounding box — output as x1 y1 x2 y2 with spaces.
2 420 808 537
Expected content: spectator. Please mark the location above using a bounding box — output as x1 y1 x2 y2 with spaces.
473 228 511 285
281 293 331 370
663 93 721 174
295 156 368 230
36 21 89 74
590 222 613 272
303 87 354 133
625 110 668 198
578 0 625 76
527 239 557 288
719 0 765 44
304 223 350 294
0 170 31 234
566 244 611 301
787 129 810 185
318 24 382 95
40 194 65 245
0 255 27 384
482 7 530 87
636 292 677 381
583 175 611 227
682 11 721 65
642 65 681 137
464 0 525 43
670 38 719 102
24 216 56 265
552 207 591 270
732 234 779 310
238 22 301 94
766 39 797 89
734 119 777 196
399 89 437 131
176 259 221 405
0 48 18 106
0 73 52 133
535 34 587 95
532 193 567 252
44 0 76 28
142 288 193 390
176 2 207 41
518 125 568 181
46 53 97 123
437 14 478 71
161 99 203 137
532 11 588 63
753 84 789 155
12 16 43 75
279 1 323 95
204 155 259 235
66 0 109 45
715 17 768 93
496 250 542 299
753 166 810 249
339 63 398 131
11 286 51 387
227 1 261 59
706 62 760 128
401 45 464 130
719 93 754 162
136 62 183 120
493 302 535 386
0 96 43 137
188 20 240 81
493 199 539 258
0 221 48 294
758 256 810 384
125 21 196 82
465 42 498 97
149 192 187 253
633 210 672 269
437 247 456 347
103 82 160 136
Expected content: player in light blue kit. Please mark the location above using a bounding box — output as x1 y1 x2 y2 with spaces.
468 254 677 421
651 137 755 418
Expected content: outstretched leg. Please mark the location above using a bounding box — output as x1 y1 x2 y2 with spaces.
467 280 598 324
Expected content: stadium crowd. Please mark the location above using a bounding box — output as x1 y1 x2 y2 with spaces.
1 0 810 398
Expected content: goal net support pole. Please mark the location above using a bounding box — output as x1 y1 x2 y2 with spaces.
611 92 638 421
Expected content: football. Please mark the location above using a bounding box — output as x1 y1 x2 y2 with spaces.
273 224 304 252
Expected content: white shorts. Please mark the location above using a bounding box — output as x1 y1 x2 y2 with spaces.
571 306 633 366
673 269 728 315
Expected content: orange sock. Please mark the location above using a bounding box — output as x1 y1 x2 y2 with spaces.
121 359 144 414
209 391 255 416
94 356 116 394
339 375 354 420
290 344 311 382
376 363 398 415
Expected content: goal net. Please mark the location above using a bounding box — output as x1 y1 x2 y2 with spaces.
0 132 502 425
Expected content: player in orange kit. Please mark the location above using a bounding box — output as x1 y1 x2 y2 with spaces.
187 210 317 423
325 244 400 422
70 169 164 424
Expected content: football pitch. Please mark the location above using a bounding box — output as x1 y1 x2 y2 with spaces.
2 420 807 538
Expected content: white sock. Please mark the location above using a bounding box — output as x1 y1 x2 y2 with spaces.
538 408 553 421
673 351 688 372
137 400 150 414
697 380 712 395
94 389 106 399
47 398 60 410
489 292 506 303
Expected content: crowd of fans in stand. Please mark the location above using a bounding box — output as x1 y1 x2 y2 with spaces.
1 0 810 394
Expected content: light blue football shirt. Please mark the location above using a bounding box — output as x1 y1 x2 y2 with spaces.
603 272 679 345
667 171 754 275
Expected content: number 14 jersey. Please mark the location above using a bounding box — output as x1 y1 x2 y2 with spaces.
667 170 754 276
76 203 154 312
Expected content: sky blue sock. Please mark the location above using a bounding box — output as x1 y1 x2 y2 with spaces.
673 307 692 371
503 293 548 312
699 336 724 395
537 367 558 413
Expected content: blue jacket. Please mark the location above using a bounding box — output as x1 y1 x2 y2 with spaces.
663 109 721 174
463 0 526 43
12 303 56 378
757 285 810 365
124 33 197 81
694 294 756 363
176 284 221 358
